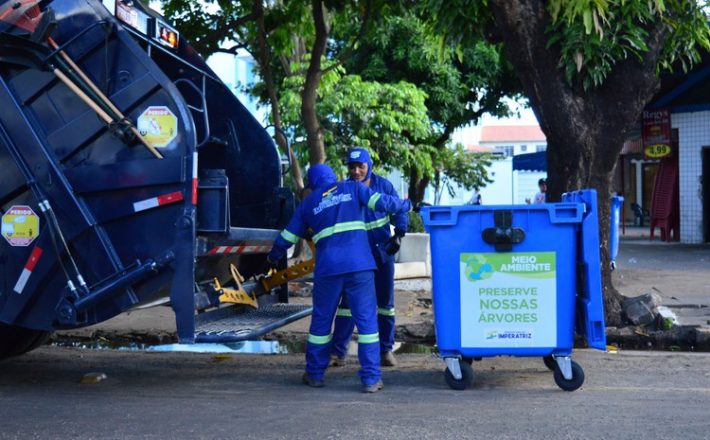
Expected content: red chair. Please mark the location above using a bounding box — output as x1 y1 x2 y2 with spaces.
649 157 679 241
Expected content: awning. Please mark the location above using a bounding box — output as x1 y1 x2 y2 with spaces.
512 151 547 172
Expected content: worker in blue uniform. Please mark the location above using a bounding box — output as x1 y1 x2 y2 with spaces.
266 163 412 393
330 148 408 368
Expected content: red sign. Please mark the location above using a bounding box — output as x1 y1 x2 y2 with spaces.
642 109 672 159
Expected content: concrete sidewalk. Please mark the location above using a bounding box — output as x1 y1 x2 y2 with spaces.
610 226 710 348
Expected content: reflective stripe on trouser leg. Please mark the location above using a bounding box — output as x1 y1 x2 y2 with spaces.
358 332 380 344
375 255 396 353
305 274 345 380
331 302 355 359
343 270 380 386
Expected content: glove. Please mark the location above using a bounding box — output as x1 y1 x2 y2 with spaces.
413 201 432 213
259 256 278 274
383 235 401 256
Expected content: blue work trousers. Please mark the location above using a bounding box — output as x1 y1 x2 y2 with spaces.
305 270 381 386
331 252 395 357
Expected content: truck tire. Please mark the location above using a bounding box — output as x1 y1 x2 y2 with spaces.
0 323 51 360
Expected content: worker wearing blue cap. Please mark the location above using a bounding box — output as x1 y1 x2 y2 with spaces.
267 163 412 393
330 148 409 368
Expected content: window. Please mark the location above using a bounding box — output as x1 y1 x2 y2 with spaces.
520 145 528 152
496 145 514 157
536 145 547 152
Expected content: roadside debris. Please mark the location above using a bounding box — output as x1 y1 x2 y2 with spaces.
80 372 107 384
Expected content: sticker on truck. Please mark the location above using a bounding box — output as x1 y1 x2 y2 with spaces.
137 106 178 148
2 205 40 247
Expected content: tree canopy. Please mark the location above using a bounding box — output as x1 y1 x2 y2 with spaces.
159 0 518 200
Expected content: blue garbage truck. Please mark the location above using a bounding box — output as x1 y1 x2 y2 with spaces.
0 0 312 358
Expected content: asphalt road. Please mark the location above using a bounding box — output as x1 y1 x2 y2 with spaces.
1 347 709 440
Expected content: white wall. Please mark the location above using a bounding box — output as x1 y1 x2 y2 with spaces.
674 110 710 244
418 158 547 206
515 171 547 204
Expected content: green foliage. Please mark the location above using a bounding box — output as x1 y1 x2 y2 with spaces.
432 145 495 203
160 1 514 198
426 0 709 91
278 60 436 177
546 0 710 90
343 11 520 135
407 211 425 233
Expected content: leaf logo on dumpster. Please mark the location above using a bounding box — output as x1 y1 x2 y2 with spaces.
464 255 493 282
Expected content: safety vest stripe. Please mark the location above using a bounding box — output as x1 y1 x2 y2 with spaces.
313 221 366 243
307 333 332 344
365 216 390 230
280 229 300 244
358 333 380 344
367 193 381 210
336 308 352 317
378 307 396 317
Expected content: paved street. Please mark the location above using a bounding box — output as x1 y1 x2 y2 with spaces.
1 347 709 439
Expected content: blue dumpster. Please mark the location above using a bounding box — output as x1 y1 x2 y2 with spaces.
610 196 624 269
420 189 606 391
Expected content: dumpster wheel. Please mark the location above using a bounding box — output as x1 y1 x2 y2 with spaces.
542 355 557 371
444 361 473 390
553 360 584 391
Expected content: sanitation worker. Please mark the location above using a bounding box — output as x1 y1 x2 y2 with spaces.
330 148 408 368
266 163 412 393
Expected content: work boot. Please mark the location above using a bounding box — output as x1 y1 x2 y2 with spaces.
302 372 324 388
381 351 397 367
361 379 384 393
329 354 346 367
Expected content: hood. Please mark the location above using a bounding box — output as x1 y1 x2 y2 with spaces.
307 164 337 190
346 147 373 181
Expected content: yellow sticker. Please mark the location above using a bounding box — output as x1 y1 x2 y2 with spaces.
1 205 40 247
137 106 178 148
644 144 671 159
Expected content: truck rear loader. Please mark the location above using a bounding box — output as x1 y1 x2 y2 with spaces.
0 0 311 358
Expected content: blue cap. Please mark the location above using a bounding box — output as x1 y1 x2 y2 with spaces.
306 164 337 190
346 147 373 181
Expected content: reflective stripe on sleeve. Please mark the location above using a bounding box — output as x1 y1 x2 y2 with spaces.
378 307 396 317
307 333 332 344
358 333 380 344
336 308 352 317
312 221 366 243
365 216 390 230
280 229 300 244
367 193 382 210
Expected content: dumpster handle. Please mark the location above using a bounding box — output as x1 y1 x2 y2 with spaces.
481 210 526 252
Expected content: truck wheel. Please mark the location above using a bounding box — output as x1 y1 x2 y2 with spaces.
553 360 585 391
0 323 51 360
444 361 474 390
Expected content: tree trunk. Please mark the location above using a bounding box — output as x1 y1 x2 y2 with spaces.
253 0 304 192
408 168 429 203
487 0 670 325
301 0 328 165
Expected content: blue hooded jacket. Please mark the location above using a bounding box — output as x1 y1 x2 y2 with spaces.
268 164 412 277
346 148 409 251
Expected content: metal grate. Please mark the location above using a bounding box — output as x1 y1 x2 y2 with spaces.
194 304 312 343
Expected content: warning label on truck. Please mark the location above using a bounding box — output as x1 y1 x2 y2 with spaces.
459 252 557 348
2 205 40 247
137 106 178 148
